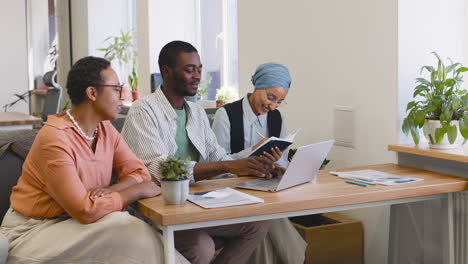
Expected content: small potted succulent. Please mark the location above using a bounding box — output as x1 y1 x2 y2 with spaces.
160 156 191 204
402 52 468 149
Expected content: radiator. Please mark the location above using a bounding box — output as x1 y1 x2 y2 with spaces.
454 191 468 264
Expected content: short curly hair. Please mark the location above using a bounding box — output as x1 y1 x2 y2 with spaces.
66 56 111 105
158 41 197 78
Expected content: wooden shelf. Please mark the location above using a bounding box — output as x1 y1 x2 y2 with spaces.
0 112 42 126
388 144 468 164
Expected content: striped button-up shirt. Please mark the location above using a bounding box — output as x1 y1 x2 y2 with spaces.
121 87 231 183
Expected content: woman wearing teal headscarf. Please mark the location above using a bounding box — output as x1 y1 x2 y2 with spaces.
212 62 291 168
212 63 306 264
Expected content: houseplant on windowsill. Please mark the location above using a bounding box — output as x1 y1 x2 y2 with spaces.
160 156 191 204
402 52 468 149
128 61 139 101
215 86 238 108
98 30 136 103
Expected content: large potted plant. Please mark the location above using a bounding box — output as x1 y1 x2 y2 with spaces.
160 156 191 204
98 30 136 103
402 52 468 149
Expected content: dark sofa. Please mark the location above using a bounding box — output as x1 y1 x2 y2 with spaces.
0 129 39 223
0 129 39 264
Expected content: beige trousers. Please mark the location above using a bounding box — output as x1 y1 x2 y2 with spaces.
0 208 189 264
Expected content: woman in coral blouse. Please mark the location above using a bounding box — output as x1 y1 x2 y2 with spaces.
0 56 188 264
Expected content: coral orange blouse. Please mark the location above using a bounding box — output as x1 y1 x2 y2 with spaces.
10 114 150 224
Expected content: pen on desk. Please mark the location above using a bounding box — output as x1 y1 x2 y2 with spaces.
256 131 266 138
345 180 369 187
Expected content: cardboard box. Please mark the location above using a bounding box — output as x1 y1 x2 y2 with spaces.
290 213 363 264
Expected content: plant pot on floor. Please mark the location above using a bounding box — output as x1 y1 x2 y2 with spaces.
424 120 463 149
161 179 190 204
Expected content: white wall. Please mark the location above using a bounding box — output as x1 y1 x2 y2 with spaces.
238 0 398 263
398 0 466 144
0 1 29 113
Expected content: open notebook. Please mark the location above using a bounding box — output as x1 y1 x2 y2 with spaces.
248 129 301 157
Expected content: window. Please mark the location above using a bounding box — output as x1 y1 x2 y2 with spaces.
26 0 58 92
148 0 238 102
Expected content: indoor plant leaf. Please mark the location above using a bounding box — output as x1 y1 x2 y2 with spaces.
410 126 420 145
445 63 460 73
456 67 468 74
447 125 458 144
435 127 446 144
402 119 410 135
459 118 468 140
416 78 432 86
406 101 417 112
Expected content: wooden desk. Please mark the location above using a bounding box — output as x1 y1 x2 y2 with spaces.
138 164 468 264
0 112 42 130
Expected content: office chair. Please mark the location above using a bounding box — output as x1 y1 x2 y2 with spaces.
42 71 62 122
150 73 163 93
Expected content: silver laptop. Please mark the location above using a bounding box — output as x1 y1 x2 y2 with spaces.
235 140 334 192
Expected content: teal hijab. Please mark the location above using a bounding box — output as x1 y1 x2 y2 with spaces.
251 62 291 92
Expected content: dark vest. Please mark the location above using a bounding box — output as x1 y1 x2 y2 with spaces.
223 97 282 154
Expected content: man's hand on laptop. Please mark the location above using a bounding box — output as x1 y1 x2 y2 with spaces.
225 157 275 179
272 164 286 178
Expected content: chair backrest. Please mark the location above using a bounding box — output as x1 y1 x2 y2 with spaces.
151 73 163 93
205 108 217 126
42 88 62 122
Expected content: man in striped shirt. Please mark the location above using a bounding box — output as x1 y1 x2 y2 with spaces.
122 41 273 264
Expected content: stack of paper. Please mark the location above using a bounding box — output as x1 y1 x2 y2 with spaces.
330 169 423 186
188 188 264 209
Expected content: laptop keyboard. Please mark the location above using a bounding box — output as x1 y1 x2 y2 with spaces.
242 178 281 189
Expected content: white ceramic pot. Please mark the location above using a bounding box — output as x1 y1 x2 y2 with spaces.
424 120 462 149
161 179 190 204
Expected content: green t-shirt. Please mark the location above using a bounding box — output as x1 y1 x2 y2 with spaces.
174 107 200 161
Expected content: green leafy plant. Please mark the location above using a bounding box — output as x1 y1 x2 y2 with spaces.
196 75 212 100
128 61 138 91
402 52 468 145
288 148 330 169
98 30 135 66
98 30 137 92
160 156 190 181
216 86 238 102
